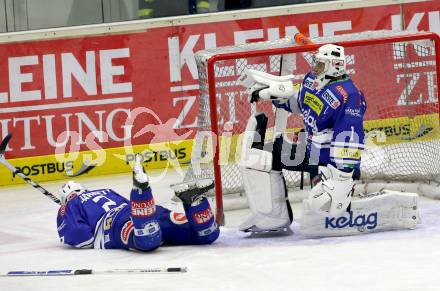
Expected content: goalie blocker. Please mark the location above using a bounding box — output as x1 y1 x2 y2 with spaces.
239 113 421 236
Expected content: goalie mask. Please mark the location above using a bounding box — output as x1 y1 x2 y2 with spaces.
311 44 346 90
60 181 87 204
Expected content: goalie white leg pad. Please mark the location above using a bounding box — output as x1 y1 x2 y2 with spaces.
301 190 420 237
239 113 272 171
239 169 292 233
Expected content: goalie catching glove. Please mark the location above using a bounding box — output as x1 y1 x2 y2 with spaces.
239 69 300 103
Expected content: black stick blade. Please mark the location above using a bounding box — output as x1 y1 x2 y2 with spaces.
0 134 12 155
64 161 96 177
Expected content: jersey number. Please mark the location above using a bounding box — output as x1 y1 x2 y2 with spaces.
92 195 117 212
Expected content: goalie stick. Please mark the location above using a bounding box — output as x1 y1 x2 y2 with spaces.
0 134 61 205
293 33 315 190
294 32 314 46
274 33 314 190
275 32 313 133
1 267 188 277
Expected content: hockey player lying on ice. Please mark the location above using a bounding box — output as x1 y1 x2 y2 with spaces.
57 155 219 250
239 43 420 236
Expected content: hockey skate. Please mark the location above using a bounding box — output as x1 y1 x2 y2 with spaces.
171 179 214 205
239 214 292 235
132 154 149 190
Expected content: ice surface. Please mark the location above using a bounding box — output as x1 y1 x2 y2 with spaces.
1 169 440 291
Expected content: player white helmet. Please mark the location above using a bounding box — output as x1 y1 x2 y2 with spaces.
311 44 346 90
60 181 86 204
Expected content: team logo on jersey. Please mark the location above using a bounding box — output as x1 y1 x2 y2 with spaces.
131 199 156 217
301 108 318 132
170 212 188 225
103 204 125 230
325 211 377 230
121 220 134 245
345 107 362 118
193 208 214 224
322 90 341 109
335 85 349 103
333 147 362 160
104 216 114 230
304 92 323 115
303 77 314 90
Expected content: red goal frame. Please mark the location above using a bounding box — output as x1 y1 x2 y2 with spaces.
202 31 440 224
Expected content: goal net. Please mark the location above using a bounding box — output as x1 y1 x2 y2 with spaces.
184 30 440 223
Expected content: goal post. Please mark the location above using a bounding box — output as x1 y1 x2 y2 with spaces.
185 30 440 224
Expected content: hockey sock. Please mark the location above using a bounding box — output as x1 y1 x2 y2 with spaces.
129 186 162 251
184 198 219 243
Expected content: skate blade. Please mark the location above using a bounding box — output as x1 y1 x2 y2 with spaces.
170 179 214 194
243 225 292 236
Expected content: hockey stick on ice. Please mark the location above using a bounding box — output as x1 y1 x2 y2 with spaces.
0 134 61 205
2 267 187 276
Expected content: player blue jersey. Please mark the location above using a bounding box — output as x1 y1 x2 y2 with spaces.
57 188 219 250
278 72 366 172
57 189 128 248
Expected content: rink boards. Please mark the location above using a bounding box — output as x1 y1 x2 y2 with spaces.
0 0 438 186
0 112 438 186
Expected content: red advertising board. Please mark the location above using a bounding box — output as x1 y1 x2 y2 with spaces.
0 1 438 160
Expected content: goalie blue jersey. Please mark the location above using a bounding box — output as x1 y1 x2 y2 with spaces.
278 72 367 172
57 188 219 249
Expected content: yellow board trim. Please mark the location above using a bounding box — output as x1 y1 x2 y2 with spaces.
364 113 440 145
0 140 193 186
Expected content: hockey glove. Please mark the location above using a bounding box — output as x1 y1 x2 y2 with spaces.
239 69 299 103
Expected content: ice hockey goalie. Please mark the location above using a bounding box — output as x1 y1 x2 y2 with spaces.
238 43 420 236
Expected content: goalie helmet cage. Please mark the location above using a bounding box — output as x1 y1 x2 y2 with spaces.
184 30 440 225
